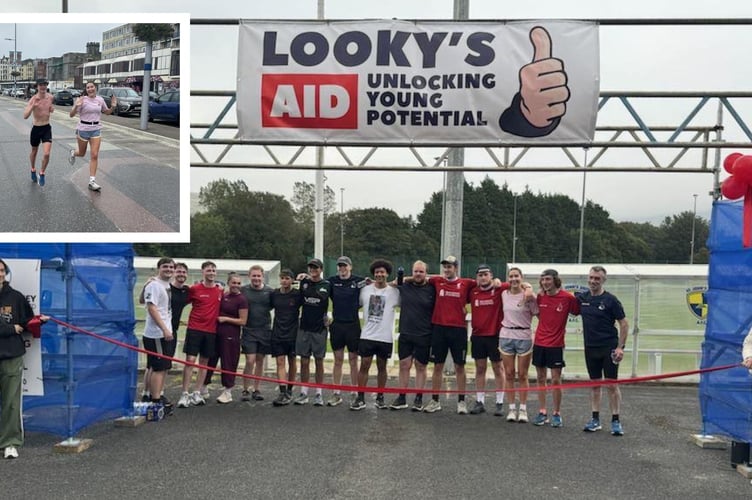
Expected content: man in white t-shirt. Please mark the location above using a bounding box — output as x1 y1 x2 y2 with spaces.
350 259 400 411
142 258 174 413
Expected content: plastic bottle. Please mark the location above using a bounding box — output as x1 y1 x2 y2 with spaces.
132 402 150 416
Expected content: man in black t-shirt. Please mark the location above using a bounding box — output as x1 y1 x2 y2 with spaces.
270 269 302 406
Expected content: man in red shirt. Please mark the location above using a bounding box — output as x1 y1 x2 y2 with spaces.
177 261 223 408
531 269 579 427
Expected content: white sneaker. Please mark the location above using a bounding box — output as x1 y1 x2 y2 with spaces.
457 400 468 415
68 149 76 165
506 409 518 422
88 180 101 192
190 391 206 406
518 408 529 423
216 389 232 404
177 392 191 408
200 387 210 399
4 446 19 459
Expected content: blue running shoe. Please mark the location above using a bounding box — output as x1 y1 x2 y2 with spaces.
550 414 563 428
39 174 45 186
611 420 624 436
532 412 548 426
583 418 602 432
31 170 37 183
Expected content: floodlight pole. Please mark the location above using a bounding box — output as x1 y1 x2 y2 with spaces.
578 148 590 264
512 194 518 263
314 0 325 262
690 193 698 264
340 187 345 257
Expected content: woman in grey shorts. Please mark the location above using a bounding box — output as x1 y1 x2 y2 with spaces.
499 267 538 423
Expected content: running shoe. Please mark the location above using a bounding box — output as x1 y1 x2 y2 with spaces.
4 446 19 459
273 392 291 406
470 401 486 415
326 393 343 407
88 180 101 191
411 396 424 412
457 400 468 415
375 395 388 409
217 389 233 404
506 408 517 421
190 391 206 406
68 148 76 165
494 403 505 417
584 418 602 432
177 392 191 408
389 395 408 410
550 414 563 428
39 174 45 186
241 390 251 402
200 387 210 399
532 412 548 426
611 420 624 436
517 408 529 423
140 393 151 403
251 390 264 401
162 403 174 417
349 398 366 411
293 393 309 405
422 399 442 413
30 170 37 183
313 393 324 406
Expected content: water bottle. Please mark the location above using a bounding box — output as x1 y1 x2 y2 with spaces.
132 402 150 416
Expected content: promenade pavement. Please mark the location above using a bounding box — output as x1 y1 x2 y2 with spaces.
2 380 750 499
0 95 180 234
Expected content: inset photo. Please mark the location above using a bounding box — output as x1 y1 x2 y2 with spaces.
0 13 189 242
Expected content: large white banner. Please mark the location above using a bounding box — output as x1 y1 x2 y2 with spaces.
5 259 43 396
238 20 599 145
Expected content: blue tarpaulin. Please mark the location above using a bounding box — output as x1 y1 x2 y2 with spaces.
0 243 136 438
700 200 752 442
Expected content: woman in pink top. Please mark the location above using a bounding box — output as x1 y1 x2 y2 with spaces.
68 82 116 191
499 267 539 423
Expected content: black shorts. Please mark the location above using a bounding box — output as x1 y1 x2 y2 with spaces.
271 339 297 358
330 320 361 352
241 328 271 355
471 336 501 362
398 333 431 365
358 338 392 360
429 325 468 366
183 328 217 359
584 346 619 380
30 124 52 147
532 345 566 369
143 336 175 372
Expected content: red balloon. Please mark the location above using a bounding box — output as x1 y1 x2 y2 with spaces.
724 152 743 174
722 175 746 199
732 155 752 185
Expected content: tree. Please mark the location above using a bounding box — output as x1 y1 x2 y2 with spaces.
291 181 337 226
132 23 175 129
655 211 710 264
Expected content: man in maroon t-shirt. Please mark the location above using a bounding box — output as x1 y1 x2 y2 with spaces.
177 261 223 408
531 269 579 428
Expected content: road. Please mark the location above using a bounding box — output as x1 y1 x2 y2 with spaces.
0 96 180 234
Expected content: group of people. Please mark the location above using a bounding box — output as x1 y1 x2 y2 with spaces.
138 256 631 436
22 79 115 192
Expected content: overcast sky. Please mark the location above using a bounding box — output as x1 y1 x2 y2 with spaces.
4 1 752 225
0 23 118 60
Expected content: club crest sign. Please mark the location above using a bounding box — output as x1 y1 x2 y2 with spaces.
685 286 708 324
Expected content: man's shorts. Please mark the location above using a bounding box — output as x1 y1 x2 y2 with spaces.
296 328 327 359
77 128 101 140
330 320 361 352
241 327 271 355
429 325 468 366
397 333 431 365
499 337 534 356
471 336 501 362
584 346 619 380
143 336 176 372
358 338 393 360
183 328 216 359
30 124 52 147
271 339 297 358
532 345 566 369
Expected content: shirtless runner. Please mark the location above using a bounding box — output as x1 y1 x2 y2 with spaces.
22 78 55 187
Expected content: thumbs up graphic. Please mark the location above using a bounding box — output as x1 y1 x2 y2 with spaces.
499 26 571 138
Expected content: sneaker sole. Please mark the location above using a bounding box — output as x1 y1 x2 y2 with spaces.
422 407 442 413
389 405 409 410
349 405 366 411
584 427 602 432
326 400 343 407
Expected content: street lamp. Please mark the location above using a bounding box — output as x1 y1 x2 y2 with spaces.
340 187 345 257
4 24 17 97
512 194 518 263
690 193 698 264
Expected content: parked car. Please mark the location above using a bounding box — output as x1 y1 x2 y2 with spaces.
97 87 142 116
12 88 25 98
148 90 179 123
54 90 74 105
68 88 82 98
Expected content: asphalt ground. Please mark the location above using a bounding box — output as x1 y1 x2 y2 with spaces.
0 95 180 234
2 378 750 499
